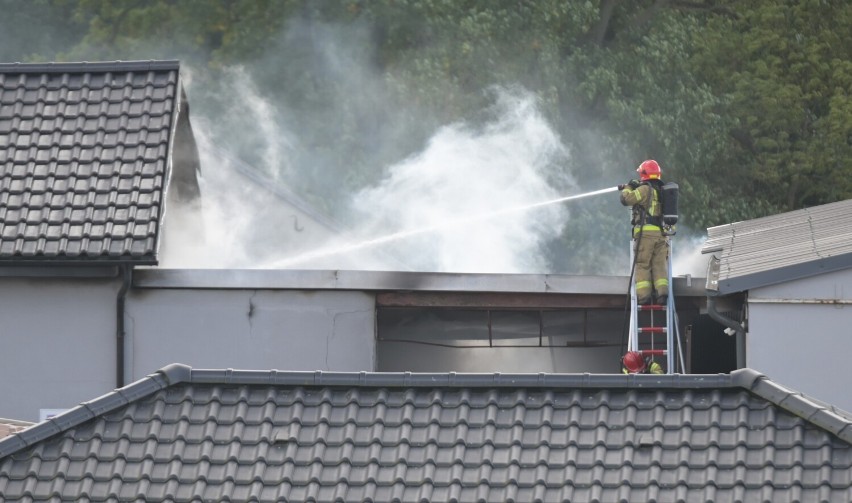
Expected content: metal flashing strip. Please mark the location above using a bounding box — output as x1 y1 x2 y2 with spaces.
747 298 852 305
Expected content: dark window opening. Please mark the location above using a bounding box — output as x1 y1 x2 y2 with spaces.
377 307 628 373
378 307 626 349
687 314 737 373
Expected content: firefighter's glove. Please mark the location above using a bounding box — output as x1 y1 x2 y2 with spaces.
628 179 640 189
617 184 626 190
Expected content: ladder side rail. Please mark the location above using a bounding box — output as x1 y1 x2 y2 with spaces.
666 236 676 373
674 310 686 373
629 237 638 352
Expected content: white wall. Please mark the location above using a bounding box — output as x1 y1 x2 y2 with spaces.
126 289 376 379
0 277 118 421
748 268 852 412
0 276 376 422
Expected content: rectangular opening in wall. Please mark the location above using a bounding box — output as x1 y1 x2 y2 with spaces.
377 306 626 373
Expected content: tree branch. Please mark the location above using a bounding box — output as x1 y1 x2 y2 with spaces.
589 0 618 47
730 128 756 154
632 0 673 31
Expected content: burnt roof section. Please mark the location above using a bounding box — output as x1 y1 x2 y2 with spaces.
0 364 850 502
702 198 852 294
0 60 183 264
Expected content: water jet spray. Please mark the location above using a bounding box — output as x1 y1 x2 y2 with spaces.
264 186 619 269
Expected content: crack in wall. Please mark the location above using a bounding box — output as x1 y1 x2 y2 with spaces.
247 290 258 336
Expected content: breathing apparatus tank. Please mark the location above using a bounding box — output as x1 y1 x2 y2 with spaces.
660 182 679 232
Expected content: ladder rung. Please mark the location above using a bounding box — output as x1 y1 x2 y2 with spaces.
639 327 667 334
638 304 666 311
640 349 667 357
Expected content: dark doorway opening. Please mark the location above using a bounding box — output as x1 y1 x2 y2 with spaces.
689 314 737 373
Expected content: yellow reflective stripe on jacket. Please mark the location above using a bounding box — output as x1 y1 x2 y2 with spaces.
633 225 662 235
627 188 643 204
649 185 660 217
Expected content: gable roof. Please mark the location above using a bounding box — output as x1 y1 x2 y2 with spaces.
702 198 852 294
1 364 850 502
0 60 188 265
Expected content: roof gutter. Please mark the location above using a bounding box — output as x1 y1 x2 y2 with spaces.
116 265 133 388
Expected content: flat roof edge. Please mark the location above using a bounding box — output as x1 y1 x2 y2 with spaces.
134 269 708 295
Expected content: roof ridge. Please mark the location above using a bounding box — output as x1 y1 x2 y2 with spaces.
1 365 850 461
737 369 852 443
0 364 186 459
0 60 180 73
187 368 737 388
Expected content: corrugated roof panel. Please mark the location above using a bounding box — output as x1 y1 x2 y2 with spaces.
703 199 852 293
0 61 181 264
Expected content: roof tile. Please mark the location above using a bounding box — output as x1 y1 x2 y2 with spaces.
0 61 182 264
1 368 850 502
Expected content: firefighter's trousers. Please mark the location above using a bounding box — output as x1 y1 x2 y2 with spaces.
633 230 669 304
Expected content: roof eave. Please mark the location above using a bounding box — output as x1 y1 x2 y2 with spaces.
0 257 157 267
715 253 852 295
0 60 180 73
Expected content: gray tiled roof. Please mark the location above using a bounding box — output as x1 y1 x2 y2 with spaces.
0 365 850 502
0 61 183 264
702 198 852 294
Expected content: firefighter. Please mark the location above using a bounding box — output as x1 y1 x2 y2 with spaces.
618 160 669 305
621 351 664 374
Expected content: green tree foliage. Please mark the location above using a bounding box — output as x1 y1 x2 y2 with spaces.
693 0 852 220
0 0 85 62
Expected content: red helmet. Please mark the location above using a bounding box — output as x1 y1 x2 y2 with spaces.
622 351 647 373
636 160 661 181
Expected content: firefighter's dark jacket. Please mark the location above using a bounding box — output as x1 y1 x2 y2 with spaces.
620 181 663 233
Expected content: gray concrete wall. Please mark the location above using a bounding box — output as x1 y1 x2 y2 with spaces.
126 288 376 380
748 268 852 413
0 276 118 422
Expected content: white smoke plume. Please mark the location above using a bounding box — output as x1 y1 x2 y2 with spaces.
160 68 300 269
345 88 576 273
672 234 710 277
